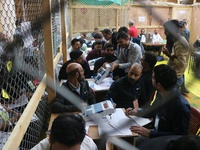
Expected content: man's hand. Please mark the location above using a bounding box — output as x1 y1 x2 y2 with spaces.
130 126 150 137
162 46 171 58
111 63 119 72
125 108 137 117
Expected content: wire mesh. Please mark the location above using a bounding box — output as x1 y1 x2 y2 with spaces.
0 0 198 149
0 0 50 149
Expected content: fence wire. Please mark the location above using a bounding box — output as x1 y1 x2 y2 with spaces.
0 0 50 149
0 0 198 149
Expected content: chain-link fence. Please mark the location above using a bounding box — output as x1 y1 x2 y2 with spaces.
0 0 199 149
0 0 54 149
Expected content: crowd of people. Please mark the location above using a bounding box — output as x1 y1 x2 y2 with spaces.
50 18 199 149
0 11 197 149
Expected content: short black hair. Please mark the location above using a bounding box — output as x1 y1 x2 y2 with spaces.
153 64 177 90
71 38 80 46
116 31 129 40
104 43 114 49
93 40 103 46
118 26 129 34
50 114 85 147
93 33 102 39
102 29 112 35
143 51 157 69
79 38 85 44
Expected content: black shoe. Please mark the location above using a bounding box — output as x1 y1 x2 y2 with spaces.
180 88 189 94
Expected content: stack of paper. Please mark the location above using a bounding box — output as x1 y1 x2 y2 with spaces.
85 108 151 137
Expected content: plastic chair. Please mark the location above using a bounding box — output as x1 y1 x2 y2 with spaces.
188 106 200 135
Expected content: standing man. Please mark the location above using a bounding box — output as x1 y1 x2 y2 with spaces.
102 28 118 51
112 31 142 79
52 63 96 113
162 20 189 90
125 64 190 144
179 21 190 94
128 20 138 38
103 63 143 109
180 21 190 42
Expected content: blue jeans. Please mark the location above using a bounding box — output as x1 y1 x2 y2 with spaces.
175 76 183 91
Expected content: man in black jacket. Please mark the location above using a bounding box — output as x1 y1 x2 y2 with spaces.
52 63 96 113
58 50 92 81
103 63 143 109
93 43 117 75
125 64 190 145
138 51 157 108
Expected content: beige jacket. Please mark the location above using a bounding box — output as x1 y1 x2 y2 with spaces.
168 36 189 78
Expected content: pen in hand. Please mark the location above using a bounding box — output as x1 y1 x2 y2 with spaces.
110 98 114 104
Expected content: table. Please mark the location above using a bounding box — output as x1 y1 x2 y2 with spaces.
87 77 114 102
86 77 114 92
48 110 139 140
48 109 149 149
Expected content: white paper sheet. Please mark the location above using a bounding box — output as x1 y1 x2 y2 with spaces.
87 77 113 91
97 116 122 136
84 108 152 137
8 94 28 109
130 116 152 126
106 109 135 135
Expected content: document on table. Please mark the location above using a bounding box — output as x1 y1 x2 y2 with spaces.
87 77 114 91
85 108 151 136
129 116 152 126
106 109 151 135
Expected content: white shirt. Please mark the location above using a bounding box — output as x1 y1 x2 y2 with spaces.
140 35 146 43
152 34 163 43
31 135 98 150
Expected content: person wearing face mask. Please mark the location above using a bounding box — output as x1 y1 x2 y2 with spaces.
52 63 96 113
93 43 117 75
103 63 143 109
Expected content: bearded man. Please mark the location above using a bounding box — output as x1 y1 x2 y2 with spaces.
103 63 143 109
52 63 96 113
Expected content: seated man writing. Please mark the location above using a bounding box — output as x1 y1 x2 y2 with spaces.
103 63 143 109
52 63 96 113
125 64 190 146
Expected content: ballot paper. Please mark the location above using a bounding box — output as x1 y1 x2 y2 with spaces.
130 116 152 126
87 77 114 91
85 108 152 137
106 109 151 135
